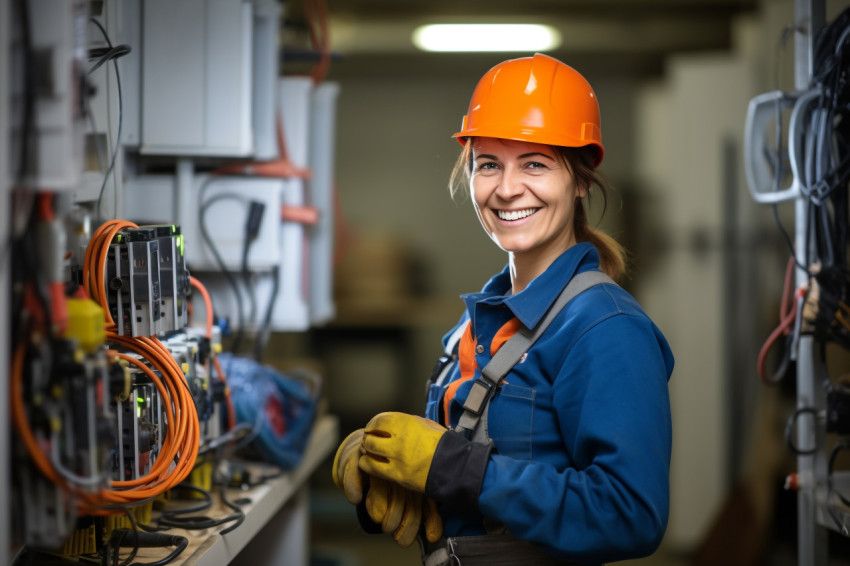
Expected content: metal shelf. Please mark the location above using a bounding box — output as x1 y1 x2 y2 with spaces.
127 414 339 566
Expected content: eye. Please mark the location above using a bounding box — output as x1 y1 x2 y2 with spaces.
475 161 500 173
524 161 547 170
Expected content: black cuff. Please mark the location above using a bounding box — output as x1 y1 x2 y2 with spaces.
424 430 493 515
355 500 383 534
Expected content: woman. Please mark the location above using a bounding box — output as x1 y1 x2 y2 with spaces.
333 53 674 565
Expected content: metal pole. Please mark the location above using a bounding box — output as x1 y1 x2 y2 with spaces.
794 1 827 565
0 0 10 561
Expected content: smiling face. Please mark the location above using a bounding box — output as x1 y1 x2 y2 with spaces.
471 137 587 274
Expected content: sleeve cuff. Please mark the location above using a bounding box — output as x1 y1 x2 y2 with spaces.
425 430 493 515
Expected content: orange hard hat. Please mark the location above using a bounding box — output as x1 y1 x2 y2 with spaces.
453 53 604 167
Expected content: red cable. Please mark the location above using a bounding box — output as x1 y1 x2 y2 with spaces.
757 287 805 384
757 256 803 384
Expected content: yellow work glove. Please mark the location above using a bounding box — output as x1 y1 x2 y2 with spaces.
359 412 447 493
332 428 366 504
366 477 444 547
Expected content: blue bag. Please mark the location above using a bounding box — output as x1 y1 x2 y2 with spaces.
218 353 321 470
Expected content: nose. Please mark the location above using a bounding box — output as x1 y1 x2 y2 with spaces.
494 164 525 200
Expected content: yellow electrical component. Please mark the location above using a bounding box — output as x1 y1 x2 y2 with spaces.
66 298 106 353
135 500 153 526
62 522 98 556
103 501 154 538
181 362 190 374
189 461 214 498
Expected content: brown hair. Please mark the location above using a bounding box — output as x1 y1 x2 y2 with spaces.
448 140 627 281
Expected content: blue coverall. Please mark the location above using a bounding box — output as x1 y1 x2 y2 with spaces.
424 242 675 564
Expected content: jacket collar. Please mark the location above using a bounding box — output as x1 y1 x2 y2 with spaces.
461 242 601 329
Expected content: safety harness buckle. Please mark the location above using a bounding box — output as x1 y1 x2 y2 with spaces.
462 379 494 416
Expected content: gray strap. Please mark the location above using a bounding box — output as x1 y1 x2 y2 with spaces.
454 270 615 438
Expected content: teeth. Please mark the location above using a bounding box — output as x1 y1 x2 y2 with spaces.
498 208 537 221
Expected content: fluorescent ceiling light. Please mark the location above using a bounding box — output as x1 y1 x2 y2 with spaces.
412 24 561 53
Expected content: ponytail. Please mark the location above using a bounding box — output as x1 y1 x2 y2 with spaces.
559 146 627 281
574 200 627 281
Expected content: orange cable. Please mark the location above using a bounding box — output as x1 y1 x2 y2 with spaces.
191 276 237 431
213 355 237 432
189 276 214 339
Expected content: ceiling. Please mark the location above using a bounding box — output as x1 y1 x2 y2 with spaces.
283 0 760 79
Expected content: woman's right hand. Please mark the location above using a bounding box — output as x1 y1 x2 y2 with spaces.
333 428 443 547
366 477 443 548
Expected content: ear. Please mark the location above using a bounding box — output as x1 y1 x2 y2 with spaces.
576 182 589 199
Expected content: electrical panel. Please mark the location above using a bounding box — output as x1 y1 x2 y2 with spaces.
140 0 277 158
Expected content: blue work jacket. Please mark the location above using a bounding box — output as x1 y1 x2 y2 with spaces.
424 242 674 564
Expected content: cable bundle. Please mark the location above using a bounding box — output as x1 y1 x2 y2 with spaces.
800 7 850 348
11 219 201 514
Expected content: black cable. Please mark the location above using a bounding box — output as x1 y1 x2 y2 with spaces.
254 264 280 363
784 407 819 455
772 202 804 270
158 483 213 517
107 530 188 566
117 505 141 566
217 484 246 535
130 537 188 566
100 506 140 566
87 44 131 75
240 235 258 334
198 180 248 353
88 17 123 223
241 200 266 351
155 482 243 532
